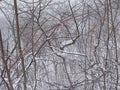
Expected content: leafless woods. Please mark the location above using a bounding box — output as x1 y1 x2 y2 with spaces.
0 0 120 90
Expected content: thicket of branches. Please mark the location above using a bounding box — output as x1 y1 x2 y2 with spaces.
0 0 120 90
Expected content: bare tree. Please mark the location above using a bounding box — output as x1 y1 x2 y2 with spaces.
0 0 120 90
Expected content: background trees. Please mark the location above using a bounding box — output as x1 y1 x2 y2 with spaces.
0 0 120 90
